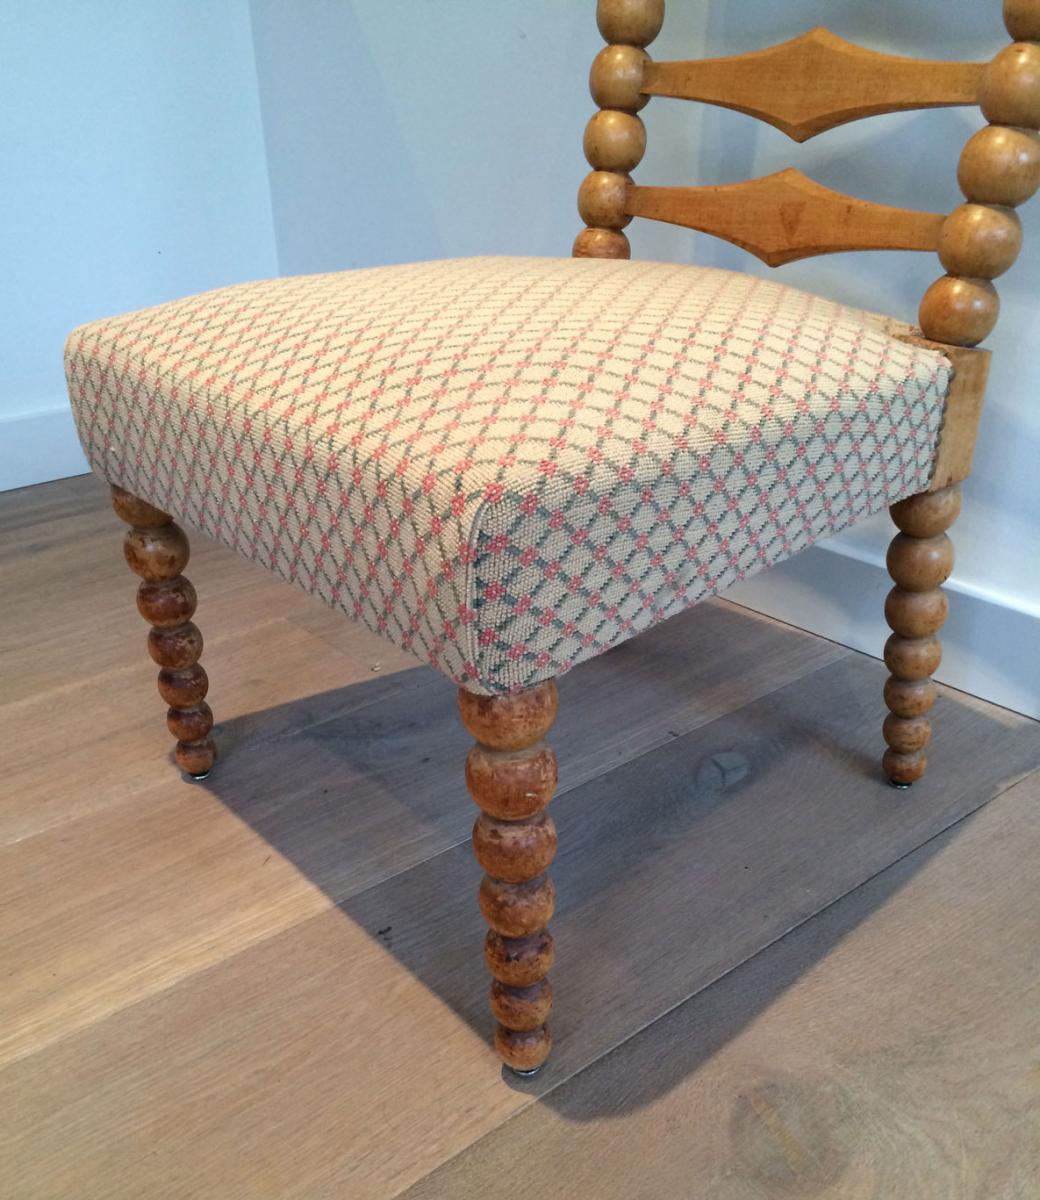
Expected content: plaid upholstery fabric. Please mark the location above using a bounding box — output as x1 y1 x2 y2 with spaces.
65 256 951 695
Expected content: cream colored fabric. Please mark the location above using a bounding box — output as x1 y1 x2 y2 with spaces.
66 256 951 693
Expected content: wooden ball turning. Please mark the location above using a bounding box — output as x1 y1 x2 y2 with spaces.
596 0 665 47
490 979 553 1032
466 743 557 820
882 486 954 787
883 713 932 754
147 622 203 670
473 812 557 882
1004 0 1040 41
137 576 198 628
886 534 954 592
459 681 558 750
938 204 1022 279
883 749 928 786
884 634 942 681
883 676 938 719
590 44 649 112
111 485 172 529
494 1023 552 1072
157 663 210 708
463 677 558 1072
174 737 217 777
884 587 949 638
166 702 215 743
485 929 555 988
578 170 632 229
123 524 190 582
572 227 631 258
918 276 999 347
583 109 646 172
980 43 1040 129
958 126 1040 207
479 874 556 938
115 486 217 782
890 485 961 538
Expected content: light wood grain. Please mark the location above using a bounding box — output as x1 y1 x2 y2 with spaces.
891 332 992 493
407 771 1040 1200
462 681 560 1072
0 616 434 845
643 28 983 143
919 274 1000 347
625 169 945 266
647 27 988 141
924 341 992 490
881 485 961 783
1004 0 1040 42
2 653 1037 1198
597 0 664 48
111 487 217 777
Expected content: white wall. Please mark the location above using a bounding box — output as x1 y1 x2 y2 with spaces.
0 0 278 489
247 0 709 274
4 2 1036 714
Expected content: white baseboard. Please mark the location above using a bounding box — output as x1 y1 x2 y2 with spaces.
724 544 1040 720
0 405 89 492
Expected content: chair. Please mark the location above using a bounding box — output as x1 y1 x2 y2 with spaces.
64 0 1040 1076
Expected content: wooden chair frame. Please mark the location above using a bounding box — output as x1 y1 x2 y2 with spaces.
109 0 1040 1077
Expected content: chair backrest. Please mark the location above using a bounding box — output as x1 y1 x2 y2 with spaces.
574 0 1040 351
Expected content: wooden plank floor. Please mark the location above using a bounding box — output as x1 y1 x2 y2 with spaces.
408 772 1040 1200
1 475 1038 1199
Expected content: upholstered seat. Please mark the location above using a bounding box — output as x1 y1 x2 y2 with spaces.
62 0 1039 1081
66 255 951 693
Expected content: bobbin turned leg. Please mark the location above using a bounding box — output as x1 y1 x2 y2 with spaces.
882 484 960 787
459 681 559 1075
111 485 216 779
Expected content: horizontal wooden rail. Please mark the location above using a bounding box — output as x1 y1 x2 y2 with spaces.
642 28 984 142
624 169 946 266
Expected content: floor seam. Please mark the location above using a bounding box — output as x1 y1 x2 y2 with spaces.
393 757 1040 1197
0 647 853 1071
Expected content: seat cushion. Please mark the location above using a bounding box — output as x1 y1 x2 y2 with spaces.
66 255 951 694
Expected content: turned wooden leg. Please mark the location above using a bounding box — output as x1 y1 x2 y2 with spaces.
459 681 559 1075
111 485 216 779
882 484 960 787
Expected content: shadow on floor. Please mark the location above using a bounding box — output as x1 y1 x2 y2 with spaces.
189 604 1037 1120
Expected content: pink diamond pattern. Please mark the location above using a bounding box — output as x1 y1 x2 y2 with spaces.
64 256 951 694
